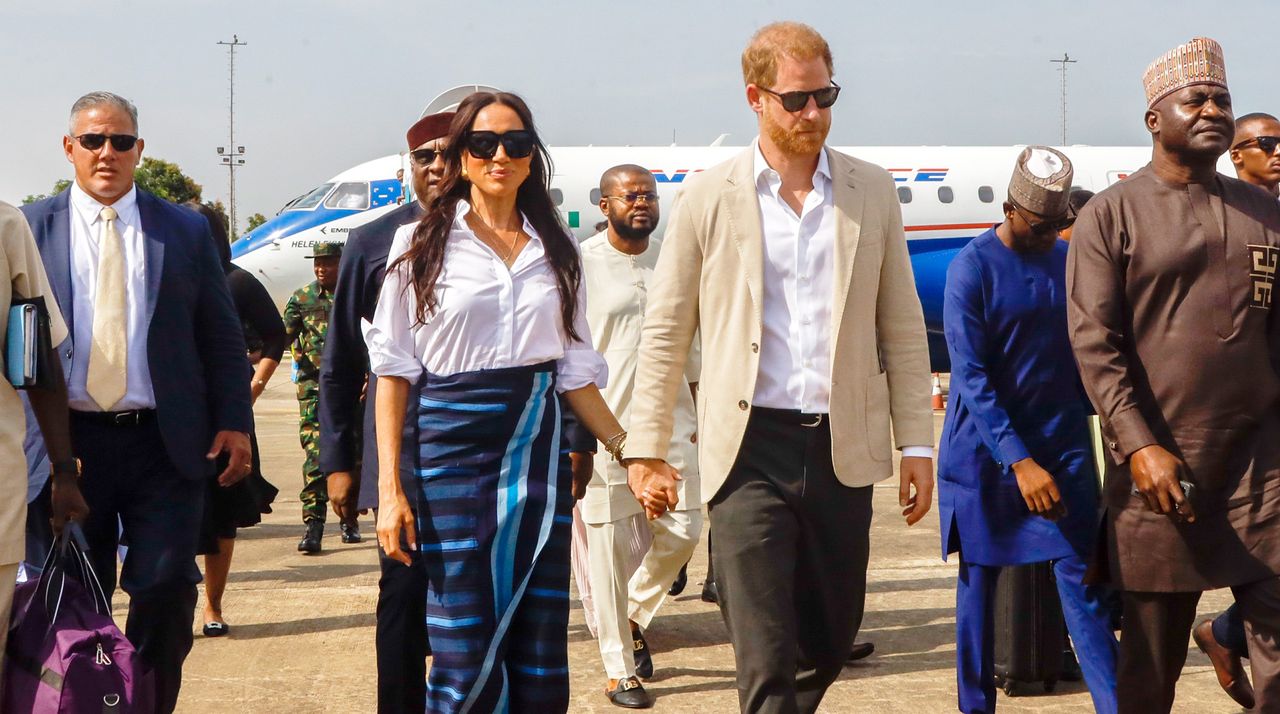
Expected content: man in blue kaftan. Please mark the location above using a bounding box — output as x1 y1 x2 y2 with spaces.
938 147 1117 713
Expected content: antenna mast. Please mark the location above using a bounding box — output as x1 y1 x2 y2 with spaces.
1050 53 1077 145
216 35 247 237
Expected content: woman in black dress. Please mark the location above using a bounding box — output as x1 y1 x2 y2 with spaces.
190 202 283 636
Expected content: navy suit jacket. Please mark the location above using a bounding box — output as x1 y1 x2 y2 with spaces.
21 189 253 481
319 201 422 510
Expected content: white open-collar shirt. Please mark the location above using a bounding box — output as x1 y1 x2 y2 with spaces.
367 200 607 393
67 183 154 411
751 142 931 456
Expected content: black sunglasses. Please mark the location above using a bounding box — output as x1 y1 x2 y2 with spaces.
410 148 441 166
605 191 659 204
1013 203 1074 234
73 133 138 152
464 130 536 160
757 82 841 112
1233 135 1280 155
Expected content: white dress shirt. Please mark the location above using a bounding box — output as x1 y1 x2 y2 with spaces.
67 183 154 411
751 142 932 457
367 201 607 392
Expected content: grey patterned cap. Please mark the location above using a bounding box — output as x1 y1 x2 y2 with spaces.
1008 146 1073 219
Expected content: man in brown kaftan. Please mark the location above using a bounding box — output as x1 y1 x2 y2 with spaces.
1067 37 1280 713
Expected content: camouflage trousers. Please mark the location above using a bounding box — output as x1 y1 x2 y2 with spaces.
297 392 328 523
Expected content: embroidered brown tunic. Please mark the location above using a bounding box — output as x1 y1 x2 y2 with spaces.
1067 165 1280 592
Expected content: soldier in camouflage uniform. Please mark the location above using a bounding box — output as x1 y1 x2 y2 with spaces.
284 242 345 553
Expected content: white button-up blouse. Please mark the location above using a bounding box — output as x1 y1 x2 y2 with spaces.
366 201 608 393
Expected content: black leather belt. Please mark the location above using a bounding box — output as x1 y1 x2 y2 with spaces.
751 406 827 428
70 409 156 427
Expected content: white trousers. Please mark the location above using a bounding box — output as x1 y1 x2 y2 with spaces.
585 508 703 679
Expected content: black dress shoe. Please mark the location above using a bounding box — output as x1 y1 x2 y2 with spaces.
1061 642 1083 682
340 522 362 544
298 520 324 554
700 579 718 604
847 641 875 663
668 563 688 596
632 629 654 679
605 676 652 709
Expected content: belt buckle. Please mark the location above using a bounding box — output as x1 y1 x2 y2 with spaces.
112 411 137 427
801 414 823 428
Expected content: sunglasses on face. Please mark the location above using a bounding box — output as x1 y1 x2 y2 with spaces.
1233 136 1280 155
410 148 442 166
464 130 536 160
758 82 841 112
605 191 659 205
73 133 138 152
1013 203 1074 234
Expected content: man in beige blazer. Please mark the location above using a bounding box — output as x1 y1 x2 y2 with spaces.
623 22 935 714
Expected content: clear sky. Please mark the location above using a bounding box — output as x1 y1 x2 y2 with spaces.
4 1 1276 231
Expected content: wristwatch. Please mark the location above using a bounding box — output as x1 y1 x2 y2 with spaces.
51 458 81 478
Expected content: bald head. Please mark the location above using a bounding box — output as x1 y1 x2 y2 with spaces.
599 164 654 194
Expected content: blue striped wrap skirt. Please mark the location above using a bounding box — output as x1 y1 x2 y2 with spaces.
414 361 574 714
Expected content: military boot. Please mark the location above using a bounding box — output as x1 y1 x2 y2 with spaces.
298 520 324 554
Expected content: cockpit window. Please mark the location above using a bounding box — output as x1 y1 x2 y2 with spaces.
325 182 370 210
287 183 334 211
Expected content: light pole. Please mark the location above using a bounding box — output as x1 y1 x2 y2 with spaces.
1050 53 1077 145
216 35 247 237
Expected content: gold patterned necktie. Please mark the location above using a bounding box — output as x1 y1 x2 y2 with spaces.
86 205 127 410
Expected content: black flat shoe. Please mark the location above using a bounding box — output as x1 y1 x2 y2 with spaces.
605 677 652 709
846 641 875 663
700 579 718 604
298 520 323 554
340 522 362 544
668 563 688 596
632 628 654 679
202 621 230 637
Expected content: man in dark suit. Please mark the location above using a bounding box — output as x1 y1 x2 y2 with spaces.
22 91 253 714
318 111 452 713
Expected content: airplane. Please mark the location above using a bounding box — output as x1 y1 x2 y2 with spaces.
230 87 1182 371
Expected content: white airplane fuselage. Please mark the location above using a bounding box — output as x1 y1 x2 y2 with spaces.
232 144 1192 371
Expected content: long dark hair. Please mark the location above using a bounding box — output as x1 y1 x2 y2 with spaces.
392 91 581 340
188 201 233 273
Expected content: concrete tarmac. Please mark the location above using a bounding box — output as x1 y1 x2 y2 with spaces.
153 376 1243 712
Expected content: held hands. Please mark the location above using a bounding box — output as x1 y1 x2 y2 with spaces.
208 430 253 486
626 458 682 520
377 490 417 566
49 472 89 536
1011 458 1066 521
899 456 934 526
1129 445 1196 523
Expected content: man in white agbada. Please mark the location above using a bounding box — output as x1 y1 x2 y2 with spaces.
577 164 702 709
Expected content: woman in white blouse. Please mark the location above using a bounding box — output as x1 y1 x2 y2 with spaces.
366 91 626 714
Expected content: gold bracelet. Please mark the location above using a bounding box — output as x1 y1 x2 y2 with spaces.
603 431 627 462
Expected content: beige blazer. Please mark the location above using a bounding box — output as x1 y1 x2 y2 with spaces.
626 147 934 502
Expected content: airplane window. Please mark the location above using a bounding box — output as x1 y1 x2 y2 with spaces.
589 188 602 204
325 182 370 210
550 188 564 206
978 186 994 203
938 187 954 204
897 187 912 204
288 183 335 211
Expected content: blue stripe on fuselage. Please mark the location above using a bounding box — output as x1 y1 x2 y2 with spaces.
230 207 362 259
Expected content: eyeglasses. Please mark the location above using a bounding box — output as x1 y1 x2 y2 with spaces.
72 133 138 152
410 148 442 166
1012 203 1074 234
605 192 659 204
464 130 536 160
757 82 841 112
1233 136 1280 155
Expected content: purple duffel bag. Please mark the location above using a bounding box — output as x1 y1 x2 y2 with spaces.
3 526 153 713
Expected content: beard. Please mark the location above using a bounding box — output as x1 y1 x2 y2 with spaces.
610 215 654 242
764 113 829 156
1012 229 1059 253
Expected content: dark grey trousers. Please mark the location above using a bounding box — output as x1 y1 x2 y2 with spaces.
708 408 873 714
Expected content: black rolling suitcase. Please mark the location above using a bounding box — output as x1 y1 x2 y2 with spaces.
993 562 1065 696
